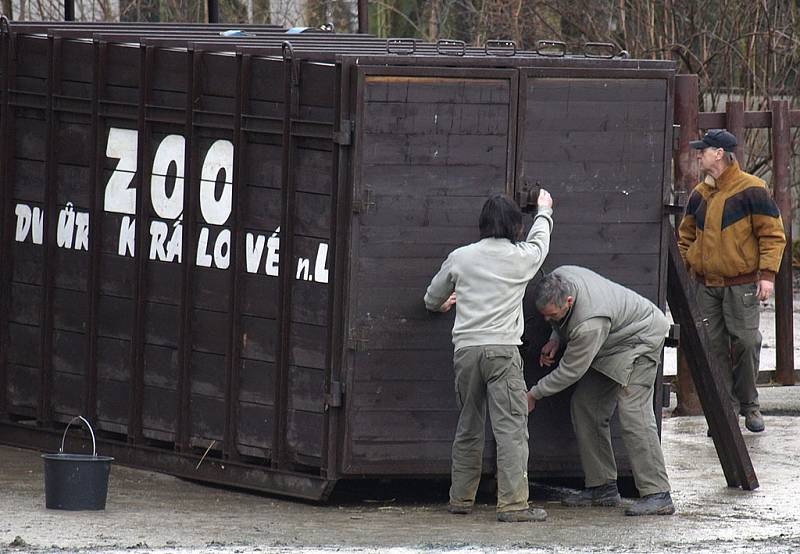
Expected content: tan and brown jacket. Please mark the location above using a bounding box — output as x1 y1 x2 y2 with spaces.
678 161 786 286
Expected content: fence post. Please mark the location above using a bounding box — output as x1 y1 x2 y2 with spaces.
770 100 795 386
725 101 745 163
673 74 703 415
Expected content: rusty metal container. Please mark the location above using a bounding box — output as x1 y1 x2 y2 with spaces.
0 23 675 500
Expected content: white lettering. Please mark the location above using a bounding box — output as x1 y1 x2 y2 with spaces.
245 233 265 274
199 140 233 225
314 243 329 284
149 220 168 261
14 204 31 242
73 212 89 251
296 257 310 280
165 222 182 263
151 134 185 220
214 229 231 270
31 207 43 245
104 128 138 215
118 216 135 257
196 227 213 267
266 228 280 276
56 203 76 249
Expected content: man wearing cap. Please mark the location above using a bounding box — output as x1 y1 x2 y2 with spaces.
678 129 786 433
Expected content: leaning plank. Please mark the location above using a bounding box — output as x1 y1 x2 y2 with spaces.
666 239 759 490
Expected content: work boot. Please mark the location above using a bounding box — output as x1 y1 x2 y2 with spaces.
624 492 675 516
561 481 622 507
496 507 547 522
447 503 473 515
744 409 765 433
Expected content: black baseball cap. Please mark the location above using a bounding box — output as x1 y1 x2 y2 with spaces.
689 129 738 152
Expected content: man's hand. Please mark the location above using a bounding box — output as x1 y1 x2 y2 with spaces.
527 391 536 413
537 188 553 210
440 292 457 312
756 279 774 302
539 338 559 367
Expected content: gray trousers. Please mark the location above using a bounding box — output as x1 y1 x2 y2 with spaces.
449 344 529 513
571 352 671 497
696 283 761 413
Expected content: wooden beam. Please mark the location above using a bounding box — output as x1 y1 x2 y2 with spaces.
672 74 703 416
771 100 795 386
666 240 759 490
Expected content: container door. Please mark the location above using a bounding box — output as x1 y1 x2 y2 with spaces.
516 69 674 480
340 66 519 475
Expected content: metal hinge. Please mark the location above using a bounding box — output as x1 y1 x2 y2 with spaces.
665 323 680 348
346 327 369 351
672 124 681 151
333 119 354 145
663 190 687 215
352 186 375 214
325 380 344 409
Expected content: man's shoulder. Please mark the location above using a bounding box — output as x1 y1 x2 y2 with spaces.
734 169 766 190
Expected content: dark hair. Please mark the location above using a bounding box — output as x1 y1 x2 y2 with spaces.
478 194 523 242
533 272 573 310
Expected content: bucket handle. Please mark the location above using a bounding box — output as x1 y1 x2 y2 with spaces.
59 416 97 456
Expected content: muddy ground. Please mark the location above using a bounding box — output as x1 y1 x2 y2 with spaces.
2 389 800 554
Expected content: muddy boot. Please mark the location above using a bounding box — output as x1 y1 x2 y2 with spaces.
447 503 473 515
496 507 547 522
561 481 621 507
624 492 675 516
744 409 765 433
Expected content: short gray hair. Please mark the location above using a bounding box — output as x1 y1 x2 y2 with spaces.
533 272 573 310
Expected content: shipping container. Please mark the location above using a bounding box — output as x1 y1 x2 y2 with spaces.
0 22 675 500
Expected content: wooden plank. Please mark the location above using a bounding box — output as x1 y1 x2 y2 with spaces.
143 344 179 388
6 364 40 410
666 239 758 490
12 243 45 286
525 100 666 132
52 330 86 374
523 130 665 163
287 366 325 413
358 164 505 197
365 77 509 104
549 223 662 254
527 78 665 102
143 302 180 348
240 315 277 362
7 323 42 367
239 359 275 405
189 394 225 442
352 349 455 383
286 409 323 460
357 194 486 228
96 337 133 382
142 385 178 436
11 159 46 203
521 161 663 188
363 101 510 135
8 282 42 325
361 133 508 166
52 288 89 331
237 401 274 450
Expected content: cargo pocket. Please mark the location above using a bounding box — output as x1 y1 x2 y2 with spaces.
507 378 528 416
735 284 760 330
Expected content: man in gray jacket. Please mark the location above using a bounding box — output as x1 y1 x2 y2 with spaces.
527 266 674 516
425 191 553 523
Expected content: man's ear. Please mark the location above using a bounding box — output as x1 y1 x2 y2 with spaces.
566 295 574 308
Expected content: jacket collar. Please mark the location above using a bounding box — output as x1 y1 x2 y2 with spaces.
703 161 741 190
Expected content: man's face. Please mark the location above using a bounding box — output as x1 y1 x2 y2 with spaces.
697 146 723 173
540 297 573 323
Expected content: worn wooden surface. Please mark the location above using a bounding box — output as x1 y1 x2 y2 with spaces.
666 239 758 490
